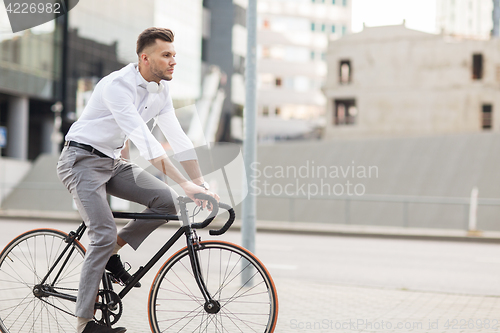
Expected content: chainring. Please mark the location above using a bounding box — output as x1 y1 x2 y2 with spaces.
94 289 123 326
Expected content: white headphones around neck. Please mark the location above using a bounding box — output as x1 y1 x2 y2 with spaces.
147 81 164 94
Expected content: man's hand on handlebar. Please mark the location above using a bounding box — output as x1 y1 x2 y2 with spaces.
181 181 220 211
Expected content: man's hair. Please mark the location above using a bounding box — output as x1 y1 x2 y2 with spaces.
136 27 174 55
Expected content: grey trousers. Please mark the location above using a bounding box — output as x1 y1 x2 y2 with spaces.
57 146 178 319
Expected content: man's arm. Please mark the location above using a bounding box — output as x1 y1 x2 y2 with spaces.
180 160 204 186
120 140 130 161
150 154 219 208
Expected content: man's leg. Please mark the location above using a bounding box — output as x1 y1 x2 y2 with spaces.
57 147 124 331
73 184 117 319
106 161 178 250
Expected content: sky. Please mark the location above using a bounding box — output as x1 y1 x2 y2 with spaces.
351 0 438 34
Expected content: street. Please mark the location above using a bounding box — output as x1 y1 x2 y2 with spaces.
0 218 499 332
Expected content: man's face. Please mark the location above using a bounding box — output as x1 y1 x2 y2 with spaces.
146 39 177 81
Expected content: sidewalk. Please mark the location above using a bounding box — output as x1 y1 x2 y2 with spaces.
0 209 499 243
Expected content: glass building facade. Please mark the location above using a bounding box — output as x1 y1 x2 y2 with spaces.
0 3 65 160
0 20 62 100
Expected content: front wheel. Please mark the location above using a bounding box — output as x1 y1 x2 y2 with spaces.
148 241 278 333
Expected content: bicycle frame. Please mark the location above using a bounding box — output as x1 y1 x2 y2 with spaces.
36 195 224 315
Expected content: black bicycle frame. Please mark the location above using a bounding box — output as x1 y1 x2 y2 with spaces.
39 223 87 287
37 203 218 309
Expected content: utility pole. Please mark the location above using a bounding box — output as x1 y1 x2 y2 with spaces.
242 0 257 255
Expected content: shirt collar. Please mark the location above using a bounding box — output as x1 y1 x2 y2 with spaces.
134 63 149 89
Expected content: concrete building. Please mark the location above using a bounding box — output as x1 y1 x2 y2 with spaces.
255 0 351 140
436 0 493 39
323 23 500 139
201 0 247 142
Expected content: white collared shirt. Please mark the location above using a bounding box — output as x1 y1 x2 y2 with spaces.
66 63 196 161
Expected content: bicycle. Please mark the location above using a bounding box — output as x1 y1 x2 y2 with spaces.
0 193 278 332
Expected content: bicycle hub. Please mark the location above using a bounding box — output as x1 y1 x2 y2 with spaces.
204 300 221 314
33 284 49 298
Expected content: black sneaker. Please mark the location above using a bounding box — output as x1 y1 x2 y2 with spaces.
105 254 141 288
82 321 126 333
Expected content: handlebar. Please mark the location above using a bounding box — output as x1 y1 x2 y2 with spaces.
181 193 235 236
209 202 235 236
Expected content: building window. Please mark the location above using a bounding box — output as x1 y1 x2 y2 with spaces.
233 54 245 75
321 24 326 32
311 22 316 31
263 106 269 116
342 25 347 35
275 77 282 87
331 25 336 33
482 104 492 129
201 38 208 62
310 51 315 60
332 0 335 4
263 19 270 29
321 52 326 61
339 60 352 84
472 54 483 80
276 107 281 115
343 0 347 6
262 46 270 58
334 99 357 125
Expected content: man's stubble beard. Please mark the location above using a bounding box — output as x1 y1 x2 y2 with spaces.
150 60 173 81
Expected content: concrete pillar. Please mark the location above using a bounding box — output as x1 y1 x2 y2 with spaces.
7 96 29 160
41 116 54 155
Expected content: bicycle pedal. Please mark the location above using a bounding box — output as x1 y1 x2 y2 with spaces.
108 274 125 286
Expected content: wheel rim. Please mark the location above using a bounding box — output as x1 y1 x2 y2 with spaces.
0 230 85 333
150 242 278 333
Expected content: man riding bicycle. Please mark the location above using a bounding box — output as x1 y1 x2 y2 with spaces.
57 27 219 333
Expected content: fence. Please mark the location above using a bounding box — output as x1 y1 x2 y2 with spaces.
258 193 500 231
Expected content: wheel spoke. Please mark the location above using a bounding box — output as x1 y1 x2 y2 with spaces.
149 241 277 333
0 229 85 332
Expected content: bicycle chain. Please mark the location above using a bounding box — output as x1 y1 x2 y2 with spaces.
52 285 78 292
36 285 123 325
39 297 76 317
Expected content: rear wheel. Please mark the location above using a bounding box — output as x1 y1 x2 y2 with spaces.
0 229 86 333
148 240 278 333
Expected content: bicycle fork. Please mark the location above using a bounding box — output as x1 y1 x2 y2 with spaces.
186 230 221 314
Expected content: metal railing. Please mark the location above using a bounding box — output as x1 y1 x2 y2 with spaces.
258 193 500 230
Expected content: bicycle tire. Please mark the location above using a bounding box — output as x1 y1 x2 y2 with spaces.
148 240 278 333
0 228 86 333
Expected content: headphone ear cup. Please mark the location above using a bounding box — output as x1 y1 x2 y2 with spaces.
147 81 159 93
